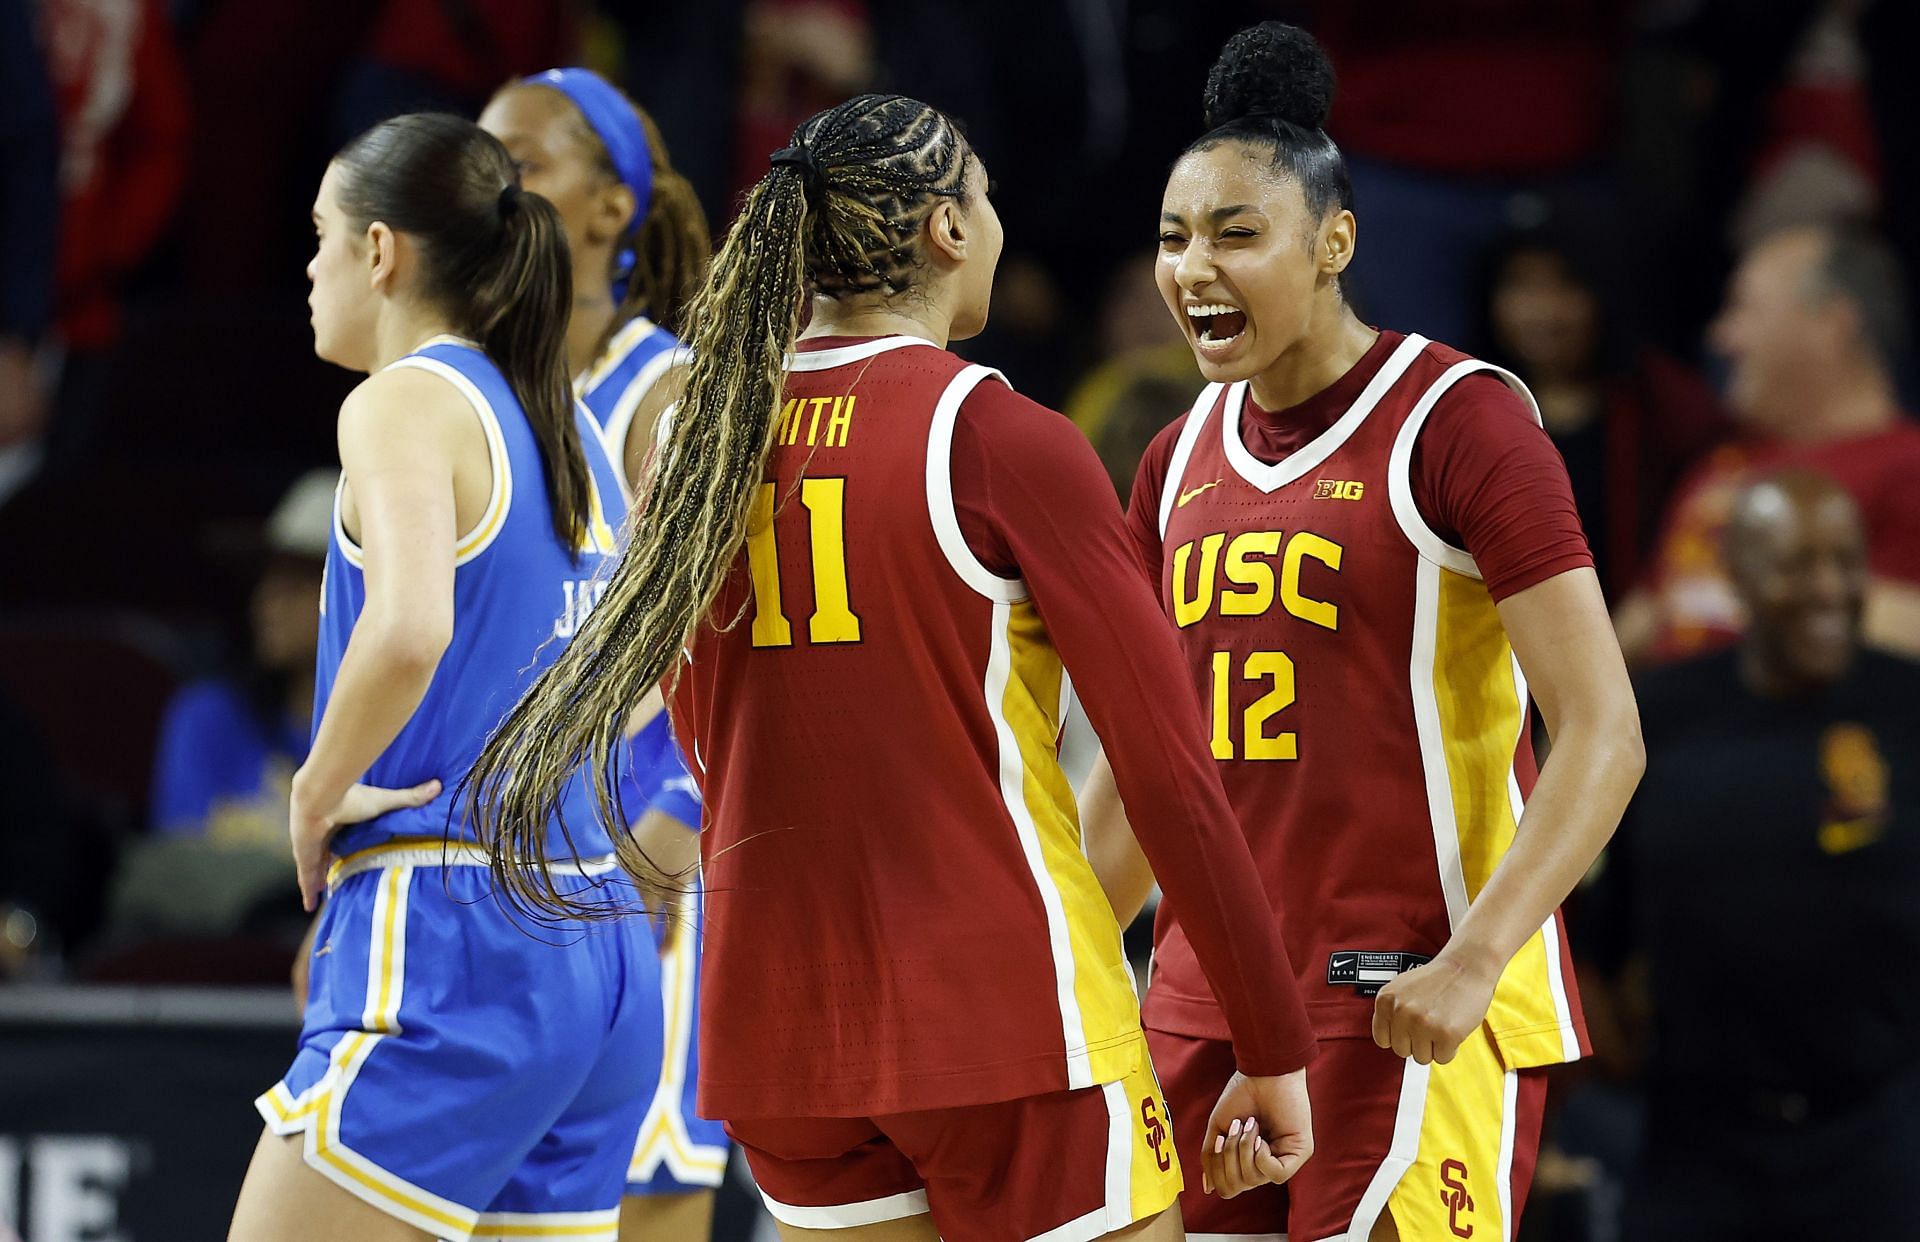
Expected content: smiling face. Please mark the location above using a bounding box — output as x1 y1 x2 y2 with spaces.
1731 475 1867 691
306 161 380 371
1156 141 1347 383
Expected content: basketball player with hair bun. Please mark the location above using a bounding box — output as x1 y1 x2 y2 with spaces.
471 92 1327 1240
1085 23 1644 1241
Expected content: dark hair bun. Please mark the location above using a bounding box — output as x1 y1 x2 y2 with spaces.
1203 22 1336 131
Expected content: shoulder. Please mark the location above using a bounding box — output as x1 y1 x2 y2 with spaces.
954 372 1079 444
339 363 482 453
343 361 475 423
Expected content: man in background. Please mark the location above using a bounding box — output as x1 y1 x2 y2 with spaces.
1584 470 1920 1239
1617 223 1920 661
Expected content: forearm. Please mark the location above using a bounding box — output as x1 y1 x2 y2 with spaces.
298 615 445 806
1444 709 1643 978
1081 753 1155 926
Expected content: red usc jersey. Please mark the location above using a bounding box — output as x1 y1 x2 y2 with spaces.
1136 332 1589 1071
671 336 1313 1121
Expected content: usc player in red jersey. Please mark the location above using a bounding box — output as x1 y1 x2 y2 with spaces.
1085 25 1645 1242
468 94 1321 1241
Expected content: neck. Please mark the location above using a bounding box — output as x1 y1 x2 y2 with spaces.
568 288 620 378
1246 306 1377 412
800 294 952 350
1776 362 1897 443
370 302 462 372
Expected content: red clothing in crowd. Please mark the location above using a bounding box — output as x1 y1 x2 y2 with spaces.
1644 421 1920 660
42 0 188 348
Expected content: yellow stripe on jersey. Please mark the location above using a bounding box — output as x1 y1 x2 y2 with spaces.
1001 600 1146 1086
1431 568 1577 1069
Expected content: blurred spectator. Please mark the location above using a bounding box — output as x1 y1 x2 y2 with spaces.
1480 226 1726 597
1582 470 1920 1241
1291 0 1629 344
1617 223 1920 663
30 0 189 481
42 0 188 353
147 469 330 843
1064 251 1200 492
328 0 577 145
730 0 872 204
0 0 59 459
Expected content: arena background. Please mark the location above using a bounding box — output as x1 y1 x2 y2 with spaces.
3 2 1918 1239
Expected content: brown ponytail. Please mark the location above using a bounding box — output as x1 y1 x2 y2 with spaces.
466 94 976 920
332 113 591 550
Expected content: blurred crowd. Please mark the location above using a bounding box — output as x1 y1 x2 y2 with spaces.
2 2 1918 1239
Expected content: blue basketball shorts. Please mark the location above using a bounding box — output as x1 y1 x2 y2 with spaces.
256 842 661 1241
625 896 729 1193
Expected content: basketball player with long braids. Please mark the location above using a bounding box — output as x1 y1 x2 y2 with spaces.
479 68 729 1240
469 94 1321 1240
1086 25 1645 1242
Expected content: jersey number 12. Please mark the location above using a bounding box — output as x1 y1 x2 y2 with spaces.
746 479 862 647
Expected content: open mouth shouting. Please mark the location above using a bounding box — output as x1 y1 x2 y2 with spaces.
1185 302 1248 360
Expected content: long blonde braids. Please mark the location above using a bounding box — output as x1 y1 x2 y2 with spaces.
465 94 975 920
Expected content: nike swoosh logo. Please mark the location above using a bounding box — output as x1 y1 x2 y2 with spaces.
1177 480 1222 508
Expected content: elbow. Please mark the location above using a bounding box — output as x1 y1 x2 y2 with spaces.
362 610 452 680
1616 710 1647 787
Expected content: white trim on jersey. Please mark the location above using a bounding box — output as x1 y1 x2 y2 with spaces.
600 341 684 475
984 598 1092 1089
757 1188 931 1230
357 354 515 568
786 334 938 372
925 364 1029 603
1156 382 1225 539
1385 357 1541 579
1410 557 1473 932
1221 332 1428 495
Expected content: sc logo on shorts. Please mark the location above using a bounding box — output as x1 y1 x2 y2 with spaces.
1440 1158 1475 1238
1139 1098 1171 1172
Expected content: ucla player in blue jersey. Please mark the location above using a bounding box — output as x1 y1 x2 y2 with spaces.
480 69 730 1242
479 68 708 481
228 112 656 1242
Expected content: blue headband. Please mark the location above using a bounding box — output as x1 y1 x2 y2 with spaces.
524 68 652 302
525 68 653 217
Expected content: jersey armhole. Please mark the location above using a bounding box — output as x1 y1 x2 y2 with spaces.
374 355 513 568
1386 361 1540 580
925 364 1028 602
1156 383 1226 538
605 343 684 485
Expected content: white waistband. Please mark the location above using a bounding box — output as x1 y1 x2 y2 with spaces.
327 840 620 890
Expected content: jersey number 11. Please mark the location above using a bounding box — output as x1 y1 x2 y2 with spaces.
745 479 862 647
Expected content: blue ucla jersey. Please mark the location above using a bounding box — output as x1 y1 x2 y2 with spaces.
318 337 628 860
574 316 681 464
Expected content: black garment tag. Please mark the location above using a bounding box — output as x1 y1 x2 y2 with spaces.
1327 950 1432 997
